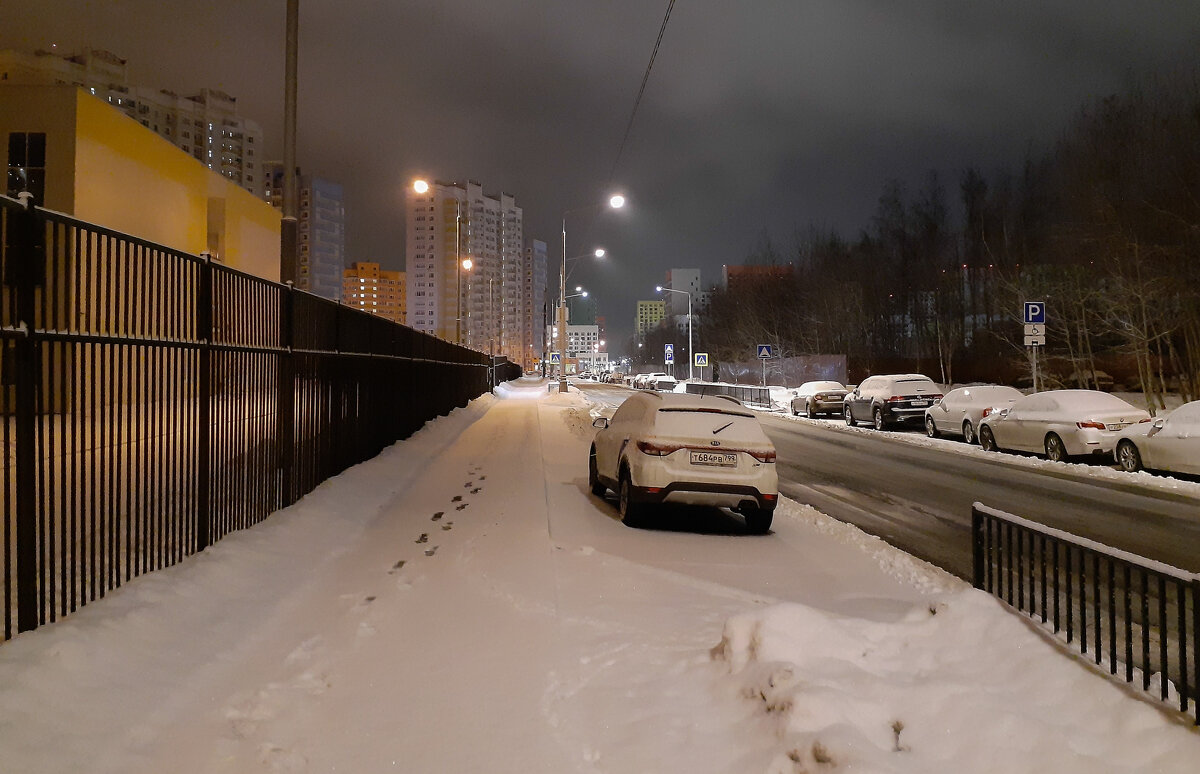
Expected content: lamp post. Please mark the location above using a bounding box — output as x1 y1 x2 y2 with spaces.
657 285 693 380
559 195 625 393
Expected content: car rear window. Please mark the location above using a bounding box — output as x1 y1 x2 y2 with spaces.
653 410 767 442
894 379 938 392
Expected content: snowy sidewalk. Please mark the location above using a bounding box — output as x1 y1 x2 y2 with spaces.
0 378 1197 773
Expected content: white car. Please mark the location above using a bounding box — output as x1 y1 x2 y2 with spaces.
978 390 1150 462
634 372 666 389
789 380 849 417
588 392 778 532
649 375 678 391
924 384 1023 444
1113 400 1200 476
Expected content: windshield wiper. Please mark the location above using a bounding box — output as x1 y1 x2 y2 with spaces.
712 421 733 435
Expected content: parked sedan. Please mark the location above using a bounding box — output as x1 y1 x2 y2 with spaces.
844 374 943 430
1113 400 1200 475
978 390 1150 462
789 380 849 417
589 392 778 532
924 384 1023 444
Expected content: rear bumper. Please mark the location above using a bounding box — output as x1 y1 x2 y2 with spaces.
881 405 928 423
630 481 777 512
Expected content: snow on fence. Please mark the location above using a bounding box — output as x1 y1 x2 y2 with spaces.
684 381 772 408
0 194 511 642
972 502 1199 725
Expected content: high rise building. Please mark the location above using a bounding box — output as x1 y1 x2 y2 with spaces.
523 239 548 372
265 165 345 301
406 179 535 365
635 300 666 340
343 262 405 324
0 48 264 196
663 268 704 318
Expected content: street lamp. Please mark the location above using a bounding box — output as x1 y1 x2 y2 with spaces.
558 195 625 393
657 285 693 381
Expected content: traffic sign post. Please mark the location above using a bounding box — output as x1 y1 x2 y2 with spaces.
757 344 773 386
664 343 674 376
1022 302 1047 392
694 352 709 381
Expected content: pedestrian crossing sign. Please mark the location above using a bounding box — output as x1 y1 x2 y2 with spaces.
694 352 709 367
757 344 773 359
550 352 561 364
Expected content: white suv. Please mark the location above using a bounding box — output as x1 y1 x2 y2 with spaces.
588 392 778 532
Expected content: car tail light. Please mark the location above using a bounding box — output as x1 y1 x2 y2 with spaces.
748 449 776 463
981 407 993 418
1077 421 1105 430
636 440 682 456
930 394 943 401
762 493 777 501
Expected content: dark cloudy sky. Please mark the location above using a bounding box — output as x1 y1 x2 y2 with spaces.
5 2 1198 352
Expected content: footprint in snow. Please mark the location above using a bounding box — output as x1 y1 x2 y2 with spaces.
451 495 463 503
416 533 428 544
431 512 444 522
464 481 473 488
388 560 406 575
455 503 468 511
470 487 481 494
442 523 452 531
479 475 486 481
425 546 438 557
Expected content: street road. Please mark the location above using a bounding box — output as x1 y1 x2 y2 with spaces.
575 382 1200 579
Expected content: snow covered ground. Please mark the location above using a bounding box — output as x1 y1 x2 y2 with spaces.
1 376 1197 773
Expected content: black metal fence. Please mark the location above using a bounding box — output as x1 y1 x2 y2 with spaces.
684 381 773 408
972 502 1199 724
1 193 511 641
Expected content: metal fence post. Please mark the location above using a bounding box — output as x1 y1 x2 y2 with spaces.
196 252 212 551
13 194 42 632
971 505 985 590
1193 578 1200 725
278 282 295 507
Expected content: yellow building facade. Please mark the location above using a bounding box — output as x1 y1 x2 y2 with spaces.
343 262 406 324
1 85 279 280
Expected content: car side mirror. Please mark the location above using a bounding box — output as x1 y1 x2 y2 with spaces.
592 417 609 429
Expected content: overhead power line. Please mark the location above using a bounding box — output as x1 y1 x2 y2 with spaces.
609 0 676 182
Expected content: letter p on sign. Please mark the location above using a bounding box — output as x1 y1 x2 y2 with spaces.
1023 302 1046 325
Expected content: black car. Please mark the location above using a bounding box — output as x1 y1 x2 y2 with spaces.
844 374 943 430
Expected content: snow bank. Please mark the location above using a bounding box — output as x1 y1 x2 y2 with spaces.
712 589 1199 773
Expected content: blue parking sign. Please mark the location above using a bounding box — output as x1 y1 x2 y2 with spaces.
664 344 674 364
1023 302 1046 325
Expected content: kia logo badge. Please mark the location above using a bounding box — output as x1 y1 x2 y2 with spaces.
710 440 720 446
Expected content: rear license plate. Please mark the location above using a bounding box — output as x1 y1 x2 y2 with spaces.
690 450 737 467
911 400 930 407
1106 423 1129 431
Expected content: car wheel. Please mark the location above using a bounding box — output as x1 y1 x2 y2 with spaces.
979 425 998 452
791 404 799 416
872 406 885 431
588 446 606 496
618 467 644 527
1116 440 1143 472
1045 433 1068 462
743 507 773 534
962 420 977 445
807 400 817 417
925 415 938 438
844 406 854 426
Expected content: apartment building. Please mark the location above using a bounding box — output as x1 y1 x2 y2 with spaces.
635 300 666 340
265 164 345 302
343 262 405 324
0 48 264 196
406 179 538 366
523 239 548 372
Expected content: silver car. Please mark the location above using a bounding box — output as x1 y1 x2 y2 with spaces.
924 384 1022 444
1114 400 1200 475
978 390 1150 462
789 380 849 417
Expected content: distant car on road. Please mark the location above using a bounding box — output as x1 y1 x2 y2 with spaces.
649 375 678 391
634 372 667 389
978 389 1150 462
589 392 778 533
924 384 1023 444
844 374 943 430
789 381 849 417
1113 400 1200 475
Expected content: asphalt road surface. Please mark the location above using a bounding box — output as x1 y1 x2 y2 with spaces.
575 382 1200 579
